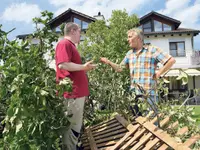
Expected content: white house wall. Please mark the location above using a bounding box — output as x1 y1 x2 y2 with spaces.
144 34 193 68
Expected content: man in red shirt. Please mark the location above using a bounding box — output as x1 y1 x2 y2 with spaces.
55 22 96 150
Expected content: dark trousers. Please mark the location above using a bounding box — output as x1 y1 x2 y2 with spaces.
130 95 143 117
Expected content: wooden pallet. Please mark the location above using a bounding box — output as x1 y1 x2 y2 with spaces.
81 114 200 150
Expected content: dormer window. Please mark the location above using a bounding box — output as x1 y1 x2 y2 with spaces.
74 17 89 30
154 20 162 31
143 21 151 32
163 24 171 31
82 21 89 30
154 20 172 32
74 18 82 27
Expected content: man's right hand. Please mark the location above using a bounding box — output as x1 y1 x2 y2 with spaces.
100 57 110 64
83 60 97 71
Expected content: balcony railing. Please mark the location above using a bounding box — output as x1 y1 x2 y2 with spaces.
191 51 200 65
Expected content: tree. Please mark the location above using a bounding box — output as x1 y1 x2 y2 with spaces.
79 9 140 125
0 11 71 150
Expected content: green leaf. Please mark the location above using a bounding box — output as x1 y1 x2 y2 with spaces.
40 89 48 96
19 144 30 150
182 76 188 85
163 78 170 83
16 121 23 133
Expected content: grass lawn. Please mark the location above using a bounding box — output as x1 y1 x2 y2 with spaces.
173 105 200 126
191 105 200 126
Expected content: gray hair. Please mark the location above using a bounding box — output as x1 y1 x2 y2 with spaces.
127 28 144 41
64 22 80 36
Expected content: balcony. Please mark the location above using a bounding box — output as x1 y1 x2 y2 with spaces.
191 51 200 65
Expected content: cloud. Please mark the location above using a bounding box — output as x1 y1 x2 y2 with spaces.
195 0 200 4
49 0 152 19
1 2 42 23
158 0 200 29
49 0 85 7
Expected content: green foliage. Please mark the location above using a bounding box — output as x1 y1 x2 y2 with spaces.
79 10 199 149
79 9 139 124
158 104 200 146
0 11 71 149
176 69 188 85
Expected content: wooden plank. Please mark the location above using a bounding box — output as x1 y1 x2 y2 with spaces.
93 122 122 134
157 144 169 150
160 116 170 128
95 133 125 144
120 128 146 150
109 124 140 150
143 137 160 150
148 113 163 124
130 132 152 150
92 117 116 129
136 117 190 150
183 135 200 147
177 126 188 135
167 121 179 129
115 115 129 128
150 116 158 124
92 118 118 131
97 140 118 148
93 125 124 137
86 127 98 150
83 146 91 150
94 128 127 141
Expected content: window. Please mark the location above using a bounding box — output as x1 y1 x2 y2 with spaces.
169 42 185 57
154 20 162 31
82 21 89 30
74 18 81 27
143 21 151 32
153 20 172 32
163 23 171 31
74 18 89 30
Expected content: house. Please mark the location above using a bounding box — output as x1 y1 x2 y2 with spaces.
16 8 103 68
17 8 103 41
16 9 200 98
139 11 200 99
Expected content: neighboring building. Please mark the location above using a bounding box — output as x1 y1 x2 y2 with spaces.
17 8 103 41
17 9 200 98
139 11 200 99
17 8 103 68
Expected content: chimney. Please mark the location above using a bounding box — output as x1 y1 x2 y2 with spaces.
93 12 105 20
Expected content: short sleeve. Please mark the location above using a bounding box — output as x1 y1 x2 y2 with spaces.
56 41 72 66
153 47 172 65
122 51 131 65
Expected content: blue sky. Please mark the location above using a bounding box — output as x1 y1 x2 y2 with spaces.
0 0 200 49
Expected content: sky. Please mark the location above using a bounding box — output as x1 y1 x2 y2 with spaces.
0 0 200 49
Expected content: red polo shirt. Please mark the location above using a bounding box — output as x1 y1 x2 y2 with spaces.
55 39 89 98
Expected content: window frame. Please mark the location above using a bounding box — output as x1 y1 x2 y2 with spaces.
169 41 186 57
143 21 152 32
153 20 172 32
73 17 89 30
